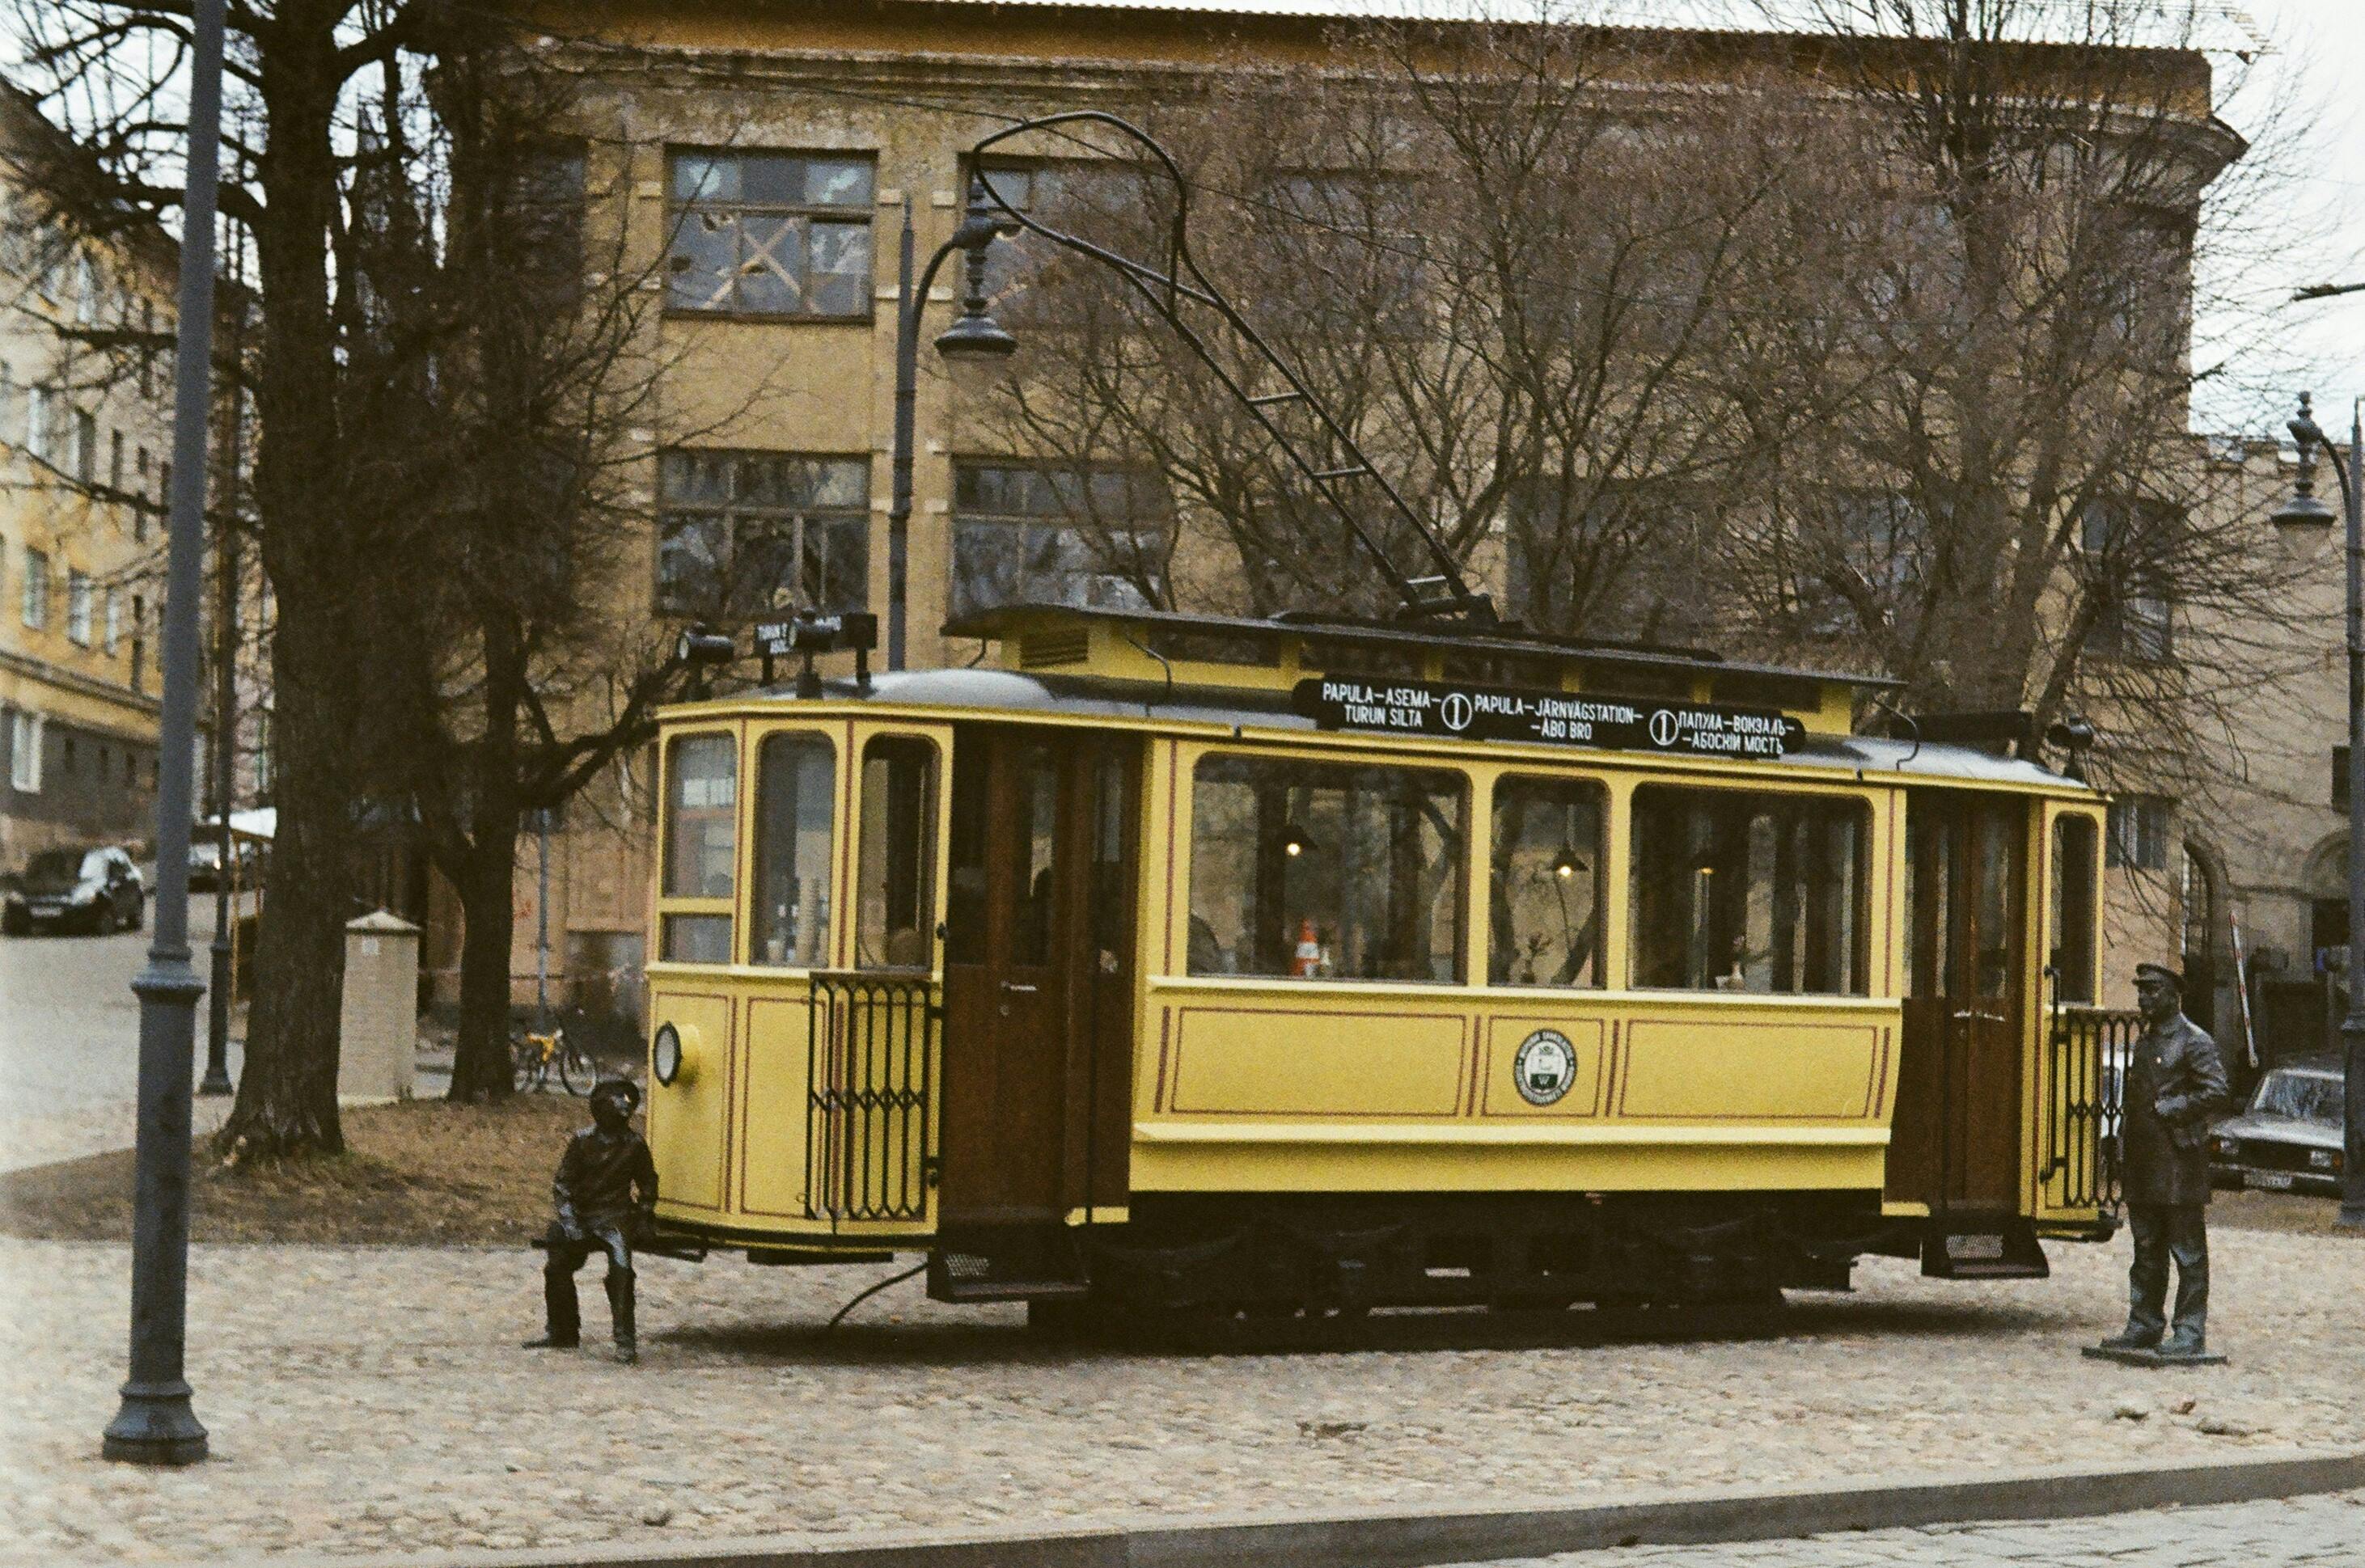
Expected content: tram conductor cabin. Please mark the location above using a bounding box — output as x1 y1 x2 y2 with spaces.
638 602 2114 1319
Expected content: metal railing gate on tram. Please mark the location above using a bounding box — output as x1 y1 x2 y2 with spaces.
2046 1000 2138 1218
805 972 940 1225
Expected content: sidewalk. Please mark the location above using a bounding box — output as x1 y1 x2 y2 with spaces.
5 1226 2363 1565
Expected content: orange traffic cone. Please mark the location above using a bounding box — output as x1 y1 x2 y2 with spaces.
1292 919 1322 977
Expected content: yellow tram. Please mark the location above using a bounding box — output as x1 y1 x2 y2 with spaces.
638 602 2115 1318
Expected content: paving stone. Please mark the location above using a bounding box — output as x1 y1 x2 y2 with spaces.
4 1225 2363 1564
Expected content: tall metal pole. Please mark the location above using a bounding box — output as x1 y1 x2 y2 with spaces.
886 198 917 673
2342 398 2365 1230
103 0 226 1464
200 213 244 1100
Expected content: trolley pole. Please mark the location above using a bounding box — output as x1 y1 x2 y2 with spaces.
102 0 226 1464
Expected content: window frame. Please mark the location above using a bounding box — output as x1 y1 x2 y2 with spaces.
1486 771 1610 990
654 726 743 968
663 147 878 323
1625 779 1875 997
949 458 1172 619
747 725 842 971
851 729 946 974
1182 745 1471 986
2105 793 2170 872
654 446 873 619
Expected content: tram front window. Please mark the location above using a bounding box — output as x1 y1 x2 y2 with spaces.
661 733 737 963
1187 754 1465 982
1630 786 1868 995
1491 776 1605 987
750 732 836 967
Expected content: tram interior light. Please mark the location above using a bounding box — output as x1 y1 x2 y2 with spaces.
1551 847 1587 881
1280 823 1314 858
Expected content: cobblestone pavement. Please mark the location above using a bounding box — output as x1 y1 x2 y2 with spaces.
6 1225 2363 1565
1477 1488 2365 1566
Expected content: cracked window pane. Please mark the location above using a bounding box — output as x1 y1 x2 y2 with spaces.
666 209 738 311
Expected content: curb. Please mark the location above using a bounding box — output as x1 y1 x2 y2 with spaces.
163 1448 2365 1568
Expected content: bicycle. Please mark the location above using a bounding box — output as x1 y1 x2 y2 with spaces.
511 1022 598 1096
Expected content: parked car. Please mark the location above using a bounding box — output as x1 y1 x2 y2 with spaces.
2211 1054 2346 1194
2 846 146 935
188 835 262 892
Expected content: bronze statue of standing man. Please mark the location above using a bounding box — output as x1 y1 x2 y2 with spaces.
2094 962 2230 1363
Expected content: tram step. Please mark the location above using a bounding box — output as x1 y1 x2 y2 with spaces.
1919 1215 2050 1280
933 1278 1092 1304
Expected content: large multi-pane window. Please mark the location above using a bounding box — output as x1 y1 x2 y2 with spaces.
656 449 869 618
749 733 836 968
950 461 1167 619
1490 776 1606 987
660 733 737 964
666 150 874 319
66 569 91 645
1629 786 1869 995
2081 499 2176 662
1187 753 1465 983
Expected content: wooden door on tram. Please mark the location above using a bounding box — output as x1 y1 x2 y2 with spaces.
938 725 1137 1228
1889 792 2027 1213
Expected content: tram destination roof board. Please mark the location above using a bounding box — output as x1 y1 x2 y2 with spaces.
1293 676 1807 759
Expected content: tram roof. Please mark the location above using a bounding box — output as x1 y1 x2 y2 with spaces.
940 602 1900 693
730 666 2088 791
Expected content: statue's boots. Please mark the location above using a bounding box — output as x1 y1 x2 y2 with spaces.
606 1268 638 1364
527 1252 583 1349
2156 1329 2209 1360
2096 1324 2162 1352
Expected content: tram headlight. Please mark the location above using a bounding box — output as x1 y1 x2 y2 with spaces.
653 1022 685 1087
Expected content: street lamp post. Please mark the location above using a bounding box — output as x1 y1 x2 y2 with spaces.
884 179 1017 672
2272 391 2365 1231
102 0 228 1463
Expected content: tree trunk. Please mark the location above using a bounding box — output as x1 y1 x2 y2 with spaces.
218 27 355 1160
222 595 349 1157
446 621 529 1101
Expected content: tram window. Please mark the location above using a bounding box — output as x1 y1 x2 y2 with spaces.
1630 787 1868 995
661 733 737 963
2050 816 2099 1004
1188 754 1466 983
1013 743 1060 966
750 733 836 967
855 737 937 970
1490 776 1606 987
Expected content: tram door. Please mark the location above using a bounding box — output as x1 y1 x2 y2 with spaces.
939 725 1138 1232
1889 792 2026 1215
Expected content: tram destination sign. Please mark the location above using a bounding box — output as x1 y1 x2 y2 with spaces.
1292 675 1806 759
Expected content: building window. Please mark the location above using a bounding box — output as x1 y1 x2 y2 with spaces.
104 587 121 653
110 429 123 493
1187 752 1466 983
25 386 52 464
2082 499 2177 662
749 731 836 968
74 251 96 325
21 547 49 629
7 710 40 793
665 150 874 319
74 409 96 482
130 592 145 691
1490 775 1606 987
950 462 1168 619
655 449 869 617
2105 793 2171 871
1630 786 1870 995
66 569 92 645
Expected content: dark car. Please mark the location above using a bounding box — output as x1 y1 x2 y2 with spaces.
2211 1055 2346 1194
2 846 146 936
188 836 261 892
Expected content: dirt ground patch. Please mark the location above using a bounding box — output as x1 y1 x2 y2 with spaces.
2210 1186 2354 1236
0 1093 586 1245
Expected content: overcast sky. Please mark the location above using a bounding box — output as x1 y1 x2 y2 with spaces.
2227 0 2365 442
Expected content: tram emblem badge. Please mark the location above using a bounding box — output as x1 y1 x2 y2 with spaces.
1512 1029 1579 1106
